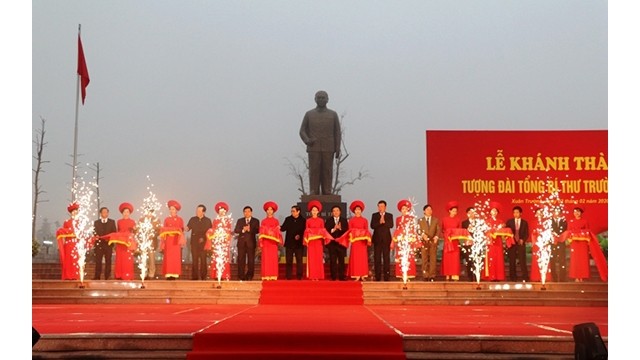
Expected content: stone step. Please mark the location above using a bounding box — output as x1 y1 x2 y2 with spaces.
32 289 261 297
32 333 595 360
364 289 607 298
32 280 608 306
364 298 607 306
31 279 263 289
403 335 582 357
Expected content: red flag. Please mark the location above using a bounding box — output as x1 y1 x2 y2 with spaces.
77 34 90 104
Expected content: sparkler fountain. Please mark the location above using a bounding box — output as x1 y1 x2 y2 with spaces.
70 176 97 288
531 188 564 290
393 199 419 290
208 204 233 289
468 199 491 290
135 180 163 289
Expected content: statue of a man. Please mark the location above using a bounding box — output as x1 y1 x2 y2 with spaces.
299 90 341 195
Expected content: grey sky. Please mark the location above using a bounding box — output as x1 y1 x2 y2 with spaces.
31 1 608 229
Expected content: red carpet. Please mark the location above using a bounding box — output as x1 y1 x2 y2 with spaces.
368 305 608 337
31 282 608 359
259 280 364 305
32 304 253 334
32 304 608 338
187 305 405 360
187 280 404 359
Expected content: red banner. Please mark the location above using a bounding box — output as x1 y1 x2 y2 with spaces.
426 130 607 234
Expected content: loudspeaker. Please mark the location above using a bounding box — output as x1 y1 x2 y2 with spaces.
32 326 41 347
572 322 607 360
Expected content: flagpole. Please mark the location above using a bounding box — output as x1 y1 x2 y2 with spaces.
72 24 81 202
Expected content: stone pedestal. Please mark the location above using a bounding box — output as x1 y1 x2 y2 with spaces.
299 194 346 217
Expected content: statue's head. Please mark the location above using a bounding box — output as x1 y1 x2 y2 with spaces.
314 90 328 107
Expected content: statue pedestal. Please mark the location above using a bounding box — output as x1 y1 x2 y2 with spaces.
299 195 346 218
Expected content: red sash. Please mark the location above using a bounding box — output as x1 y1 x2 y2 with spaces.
159 226 186 250
259 225 284 246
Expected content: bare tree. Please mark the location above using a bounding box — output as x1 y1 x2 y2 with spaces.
285 153 309 195
33 116 50 256
285 112 370 196
332 111 370 194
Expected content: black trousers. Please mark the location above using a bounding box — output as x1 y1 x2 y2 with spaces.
237 237 256 280
93 239 112 280
373 239 391 281
327 241 347 280
191 239 207 280
551 242 568 282
507 242 529 281
285 246 304 280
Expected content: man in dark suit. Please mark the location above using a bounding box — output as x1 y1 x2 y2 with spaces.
325 205 349 281
93 207 117 280
461 207 477 282
551 207 568 282
185 204 212 281
234 205 260 281
417 204 442 281
505 206 529 281
371 200 394 281
280 205 306 280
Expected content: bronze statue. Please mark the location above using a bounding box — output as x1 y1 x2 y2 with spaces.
299 90 341 195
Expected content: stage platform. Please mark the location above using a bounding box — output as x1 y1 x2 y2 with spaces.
32 279 608 359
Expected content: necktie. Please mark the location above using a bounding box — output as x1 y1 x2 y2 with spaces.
515 219 520 240
427 217 431 227
246 218 249 225
335 218 339 225
102 219 107 224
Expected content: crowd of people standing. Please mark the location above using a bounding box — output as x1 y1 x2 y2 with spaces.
55 198 607 283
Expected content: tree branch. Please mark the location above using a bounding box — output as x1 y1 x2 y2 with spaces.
285 157 308 195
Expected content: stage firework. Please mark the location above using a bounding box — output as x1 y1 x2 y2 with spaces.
531 185 564 287
71 175 97 286
209 210 233 287
468 198 490 286
135 178 163 287
394 198 419 287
